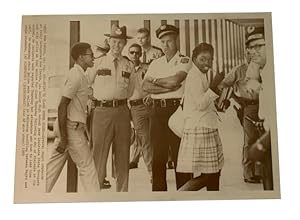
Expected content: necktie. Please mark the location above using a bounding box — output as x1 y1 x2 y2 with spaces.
113 57 118 71
142 51 146 64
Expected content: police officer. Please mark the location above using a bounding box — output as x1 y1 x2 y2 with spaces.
218 30 262 184
143 24 193 191
127 43 152 179
46 42 100 192
87 24 136 192
86 38 111 189
94 38 110 58
136 28 163 64
246 26 273 190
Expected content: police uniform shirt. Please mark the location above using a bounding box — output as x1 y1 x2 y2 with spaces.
129 63 149 100
142 45 163 64
218 63 259 100
62 64 89 124
144 51 192 99
87 53 135 100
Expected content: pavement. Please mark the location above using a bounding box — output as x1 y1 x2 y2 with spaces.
49 105 263 193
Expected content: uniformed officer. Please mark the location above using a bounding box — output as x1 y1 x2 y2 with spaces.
127 43 153 179
46 42 100 192
86 38 111 189
246 26 273 190
218 30 262 184
136 28 163 64
87 24 136 192
143 24 193 191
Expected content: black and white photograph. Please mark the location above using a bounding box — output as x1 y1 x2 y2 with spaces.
14 13 280 203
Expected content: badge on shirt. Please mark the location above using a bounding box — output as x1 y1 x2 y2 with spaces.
122 71 131 79
180 57 190 64
97 69 111 76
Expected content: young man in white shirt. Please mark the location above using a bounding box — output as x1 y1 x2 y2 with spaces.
46 42 100 192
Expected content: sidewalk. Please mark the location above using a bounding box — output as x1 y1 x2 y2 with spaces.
50 105 263 193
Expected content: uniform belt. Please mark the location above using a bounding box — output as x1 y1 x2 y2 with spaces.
242 99 258 106
129 99 144 106
95 99 127 108
153 98 181 108
234 96 258 106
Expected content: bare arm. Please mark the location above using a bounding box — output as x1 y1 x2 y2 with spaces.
56 96 71 153
142 77 177 94
154 71 188 89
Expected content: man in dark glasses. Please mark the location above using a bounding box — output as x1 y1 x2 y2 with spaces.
127 43 153 182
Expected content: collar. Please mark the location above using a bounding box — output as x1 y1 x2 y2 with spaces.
74 63 85 74
164 50 180 63
107 52 122 62
142 45 151 53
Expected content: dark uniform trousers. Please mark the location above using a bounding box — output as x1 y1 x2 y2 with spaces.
92 105 131 192
242 103 261 179
262 148 273 190
150 104 192 191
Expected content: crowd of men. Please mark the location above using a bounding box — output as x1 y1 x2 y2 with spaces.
45 22 273 192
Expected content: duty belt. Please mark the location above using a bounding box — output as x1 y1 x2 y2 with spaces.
95 99 127 108
153 98 181 108
129 99 144 106
234 96 258 106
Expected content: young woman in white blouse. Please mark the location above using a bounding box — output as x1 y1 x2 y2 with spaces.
177 43 225 191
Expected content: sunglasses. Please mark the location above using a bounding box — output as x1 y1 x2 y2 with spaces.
129 51 141 55
83 53 94 57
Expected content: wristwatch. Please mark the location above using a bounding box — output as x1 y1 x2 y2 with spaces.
152 78 157 84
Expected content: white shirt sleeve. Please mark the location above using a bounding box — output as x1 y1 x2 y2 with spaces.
143 59 157 79
177 56 192 73
61 71 80 99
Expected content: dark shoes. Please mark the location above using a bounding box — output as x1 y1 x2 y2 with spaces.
129 162 138 169
100 178 111 189
167 161 174 169
244 176 262 184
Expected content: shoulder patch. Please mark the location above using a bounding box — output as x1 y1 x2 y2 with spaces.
180 57 190 64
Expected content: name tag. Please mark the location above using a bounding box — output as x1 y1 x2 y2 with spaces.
122 71 131 79
97 69 111 76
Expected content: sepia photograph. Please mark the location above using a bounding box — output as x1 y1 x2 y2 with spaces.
14 13 280 203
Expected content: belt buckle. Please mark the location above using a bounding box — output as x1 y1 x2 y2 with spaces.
112 99 118 107
160 99 166 108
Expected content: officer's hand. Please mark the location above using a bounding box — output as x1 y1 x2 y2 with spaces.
56 138 67 154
